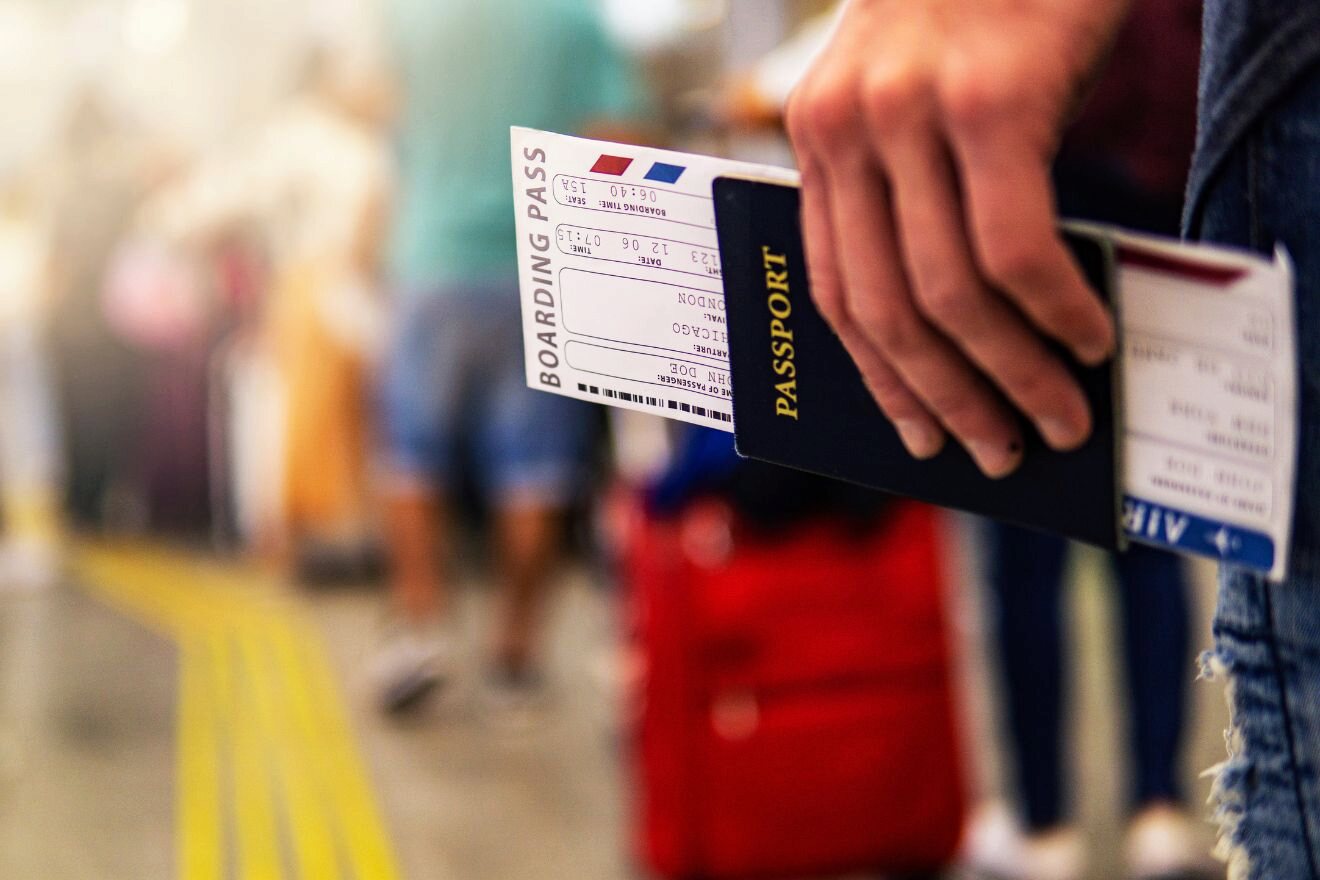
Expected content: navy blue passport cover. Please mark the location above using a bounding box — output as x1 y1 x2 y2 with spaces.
714 176 1120 549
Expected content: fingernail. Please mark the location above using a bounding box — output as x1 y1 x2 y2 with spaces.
1077 338 1115 367
894 420 945 459
969 440 1023 479
1040 416 1090 451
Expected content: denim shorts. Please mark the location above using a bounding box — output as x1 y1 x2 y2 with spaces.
379 278 595 505
1189 65 1320 879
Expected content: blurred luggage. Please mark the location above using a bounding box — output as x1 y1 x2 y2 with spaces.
628 497 966 879
104 237 214 534
141 343 213 533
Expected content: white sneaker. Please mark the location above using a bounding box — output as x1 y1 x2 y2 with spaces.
370 626 453 714
1125 804 1217 879
960 801 1086 880
477 661 551 732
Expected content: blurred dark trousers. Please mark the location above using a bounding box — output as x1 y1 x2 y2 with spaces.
988 525 1191 830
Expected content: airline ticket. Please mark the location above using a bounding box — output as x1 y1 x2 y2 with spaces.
512 127 797 431
512 130 1298 579
1110 234 1296 579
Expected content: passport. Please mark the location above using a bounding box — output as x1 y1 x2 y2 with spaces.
714 176 1122 549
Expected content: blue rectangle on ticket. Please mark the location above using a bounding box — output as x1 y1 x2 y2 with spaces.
1123 496 1275 570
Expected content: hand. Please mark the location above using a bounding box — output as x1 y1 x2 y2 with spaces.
786 0 1130 477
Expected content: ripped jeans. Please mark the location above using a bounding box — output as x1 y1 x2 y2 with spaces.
1190 67 1320 878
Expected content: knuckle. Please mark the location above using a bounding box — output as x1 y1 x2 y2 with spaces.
866 378 922 423
1042 295 1103 340
860 366 905 404
808 264 853 324
940 65 1021 135
980 235 1046 291
838 333 925 421
798 158 827 194
861 63 926 130
799 80 860 146
784 88 813 147
856 301 924 359
1002 359 1055 410
912 276 977 332
925 384 987 435
810 283 848 328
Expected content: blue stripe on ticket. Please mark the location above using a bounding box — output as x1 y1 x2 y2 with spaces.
1122 495 1274 571
644 162 686 184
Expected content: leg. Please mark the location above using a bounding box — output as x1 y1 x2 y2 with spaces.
375 484 454 712
1190 66 1320 878
372 291 465 710
378 290 460 628
491 499 565 674
987 522 1072 831
1112 548 1212 876
377 288 472 623
383 479 451 624
474 281 596 677
1112 545 1191 811
1212 568 1320 880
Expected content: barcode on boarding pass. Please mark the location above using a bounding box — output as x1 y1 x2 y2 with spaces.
576 383 733 424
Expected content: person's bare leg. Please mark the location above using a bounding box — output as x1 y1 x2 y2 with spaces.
384 479 450 625
491 498 564 674
372 479 454 713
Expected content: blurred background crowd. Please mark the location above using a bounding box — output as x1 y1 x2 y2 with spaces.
0 1 1223 879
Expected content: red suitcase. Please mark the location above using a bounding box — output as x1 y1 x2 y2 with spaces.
628 499 966 879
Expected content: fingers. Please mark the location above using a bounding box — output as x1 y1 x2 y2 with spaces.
945 97 1116 365
788 61 1023 477
866 106 1094 450
822 152 1026 477
783 6 1114 479
797 157 947 459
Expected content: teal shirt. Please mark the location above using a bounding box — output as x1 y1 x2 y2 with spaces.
388 0 644 288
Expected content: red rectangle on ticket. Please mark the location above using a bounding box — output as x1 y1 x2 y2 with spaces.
590 155 634 176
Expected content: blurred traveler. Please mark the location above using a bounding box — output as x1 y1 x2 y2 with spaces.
45 93 161 532
786 0 1320 875
0 181 63 590
970 544 1204 880
721 4 1209 876
373 0 646 712
964 5 1211 879
146 47 393 563
263 51 393 575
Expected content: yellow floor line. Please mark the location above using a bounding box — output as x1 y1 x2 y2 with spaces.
205 626 237 880
290 617 402 880
177 634 224 880
227 628 284 880
73 544 403 880
245 619 342 880
76 548 202 638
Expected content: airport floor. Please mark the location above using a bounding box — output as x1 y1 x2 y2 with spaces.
0 521 1228 880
